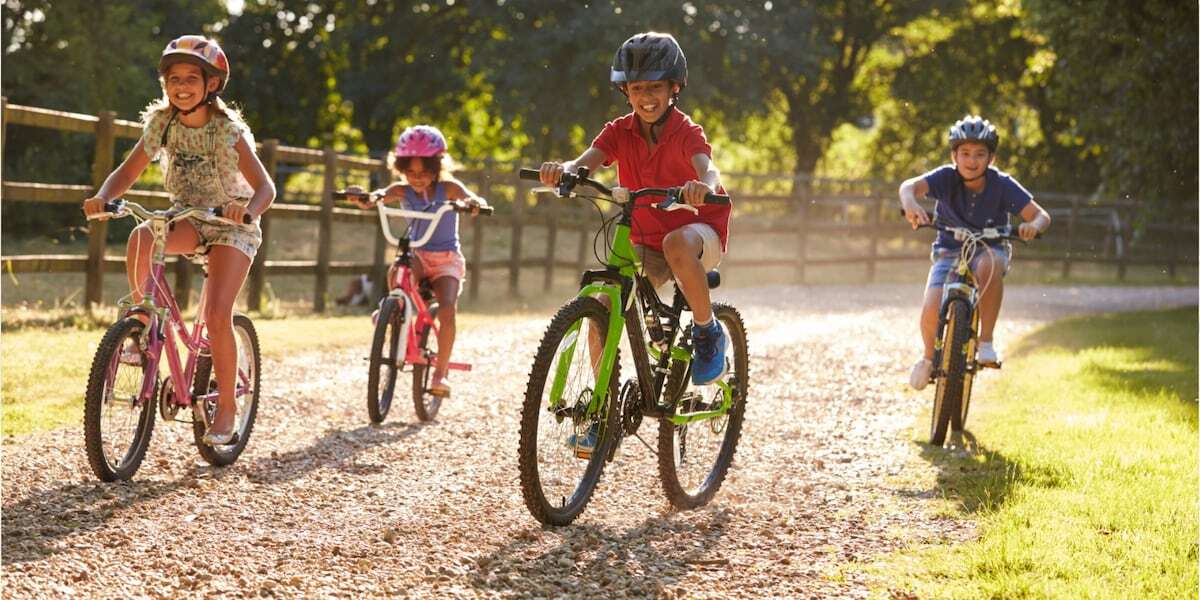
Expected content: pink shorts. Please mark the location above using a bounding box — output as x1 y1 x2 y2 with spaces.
414 249 466 283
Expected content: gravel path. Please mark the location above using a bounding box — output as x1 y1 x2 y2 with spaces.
3 284 1194 598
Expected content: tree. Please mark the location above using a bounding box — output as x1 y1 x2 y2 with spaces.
1025 0 1197 210
682 0 958 178
1 0 224 237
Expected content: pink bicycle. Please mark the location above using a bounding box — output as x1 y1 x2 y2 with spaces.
83 199 261 481
335 190 491 423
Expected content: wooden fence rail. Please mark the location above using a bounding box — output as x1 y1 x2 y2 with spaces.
2 100 1195 312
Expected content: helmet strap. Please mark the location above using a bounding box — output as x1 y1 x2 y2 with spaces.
645 103 676 144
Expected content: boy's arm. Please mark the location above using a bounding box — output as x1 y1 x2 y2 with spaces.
539 147 608 187
682 153 721 206
899 176 931 228
1017 199 1051 241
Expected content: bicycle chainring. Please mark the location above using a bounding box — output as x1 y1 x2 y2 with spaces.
620 378 643 436
157 376 179 421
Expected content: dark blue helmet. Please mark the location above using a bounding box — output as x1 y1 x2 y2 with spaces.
610 32 687 89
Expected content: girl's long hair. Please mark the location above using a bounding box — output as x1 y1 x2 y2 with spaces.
140 93 249 133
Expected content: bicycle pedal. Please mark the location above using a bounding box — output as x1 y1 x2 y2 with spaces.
573 449 593 460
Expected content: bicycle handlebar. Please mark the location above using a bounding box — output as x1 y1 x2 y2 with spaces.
518 167 731 208
333 190 494 216
899 208 1038 241
90 199 254 226
334 189 492 248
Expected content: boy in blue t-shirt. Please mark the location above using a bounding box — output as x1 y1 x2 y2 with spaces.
899 115 1051 390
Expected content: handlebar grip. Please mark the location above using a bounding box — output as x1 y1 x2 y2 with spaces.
705 193 731 205
242 214 253 225
477 206 495 216
103 200 123 212
518 168 542 181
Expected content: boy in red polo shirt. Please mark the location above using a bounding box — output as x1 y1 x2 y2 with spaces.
539 32 732 400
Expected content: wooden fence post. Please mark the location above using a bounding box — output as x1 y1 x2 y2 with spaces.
86 110 116 307
371 161 392 302
575 210 589 273
247 139 278 312
1 97 8 169
543 191 558 291
173 256 193 311
866 196 882 282
315 148 336 312
509 181 525 297
1061 196 1078 279
794 176 809 284
469 164 492 302
1116 206 1128 281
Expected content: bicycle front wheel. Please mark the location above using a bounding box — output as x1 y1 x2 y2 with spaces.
192 314 261 466
412 302 441 421
931 300 971 446
657 303 749 509
518 296 620 526
368 297 403 423
84 317 157 481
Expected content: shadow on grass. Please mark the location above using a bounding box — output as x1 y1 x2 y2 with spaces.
1008 307 1198 406
0 420 426 564
466 508 733 596
905 431 1071 515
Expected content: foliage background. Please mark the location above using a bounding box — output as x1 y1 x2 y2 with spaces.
3 0 1196 238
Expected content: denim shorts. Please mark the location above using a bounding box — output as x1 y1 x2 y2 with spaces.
926 245 1010 289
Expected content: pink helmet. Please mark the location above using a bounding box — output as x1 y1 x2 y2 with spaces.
394 125 447 158
159 35 230 93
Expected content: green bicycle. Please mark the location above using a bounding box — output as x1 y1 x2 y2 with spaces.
516 166 749 526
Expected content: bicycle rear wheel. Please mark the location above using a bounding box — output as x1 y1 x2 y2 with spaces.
518 296 620 526
657 304 749 509
931 300 971 446
367 297 403 423
192 314 261 466
412 302 441 421
84 317 157 481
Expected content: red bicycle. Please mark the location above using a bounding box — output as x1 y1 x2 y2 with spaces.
336 190 492 422
82 200 260 481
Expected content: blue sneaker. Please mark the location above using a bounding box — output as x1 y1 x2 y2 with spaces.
566 423 600 458
691 320 728 386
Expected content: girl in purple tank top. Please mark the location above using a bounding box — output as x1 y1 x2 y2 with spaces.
348 125 489 397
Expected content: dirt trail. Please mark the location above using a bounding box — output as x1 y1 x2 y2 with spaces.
3 284 1193 598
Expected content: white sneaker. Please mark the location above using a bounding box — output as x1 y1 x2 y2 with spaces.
909 358 933 390
977 342 999 365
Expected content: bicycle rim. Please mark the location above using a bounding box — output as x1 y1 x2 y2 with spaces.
518 297 619 526
412 318 441 421
931 302 968 446
368 299 401 423
192 314 261 466
658 304 749 509
84 318 157 481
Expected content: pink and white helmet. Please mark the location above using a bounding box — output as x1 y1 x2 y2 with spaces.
394 125 447 158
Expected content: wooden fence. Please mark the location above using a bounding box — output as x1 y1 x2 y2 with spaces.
2 100 1195 312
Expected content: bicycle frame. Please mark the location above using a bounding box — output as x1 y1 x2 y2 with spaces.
374 201 473 372
105 204 252 414
543 188 732 427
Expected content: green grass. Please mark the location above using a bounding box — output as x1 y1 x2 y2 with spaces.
0 316 379 437
875 308 1199 598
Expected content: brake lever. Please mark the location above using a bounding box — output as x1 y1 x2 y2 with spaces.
654 189 699 215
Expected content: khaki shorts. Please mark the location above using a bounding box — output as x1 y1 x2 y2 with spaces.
188 217 262 260
635 222 723 291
